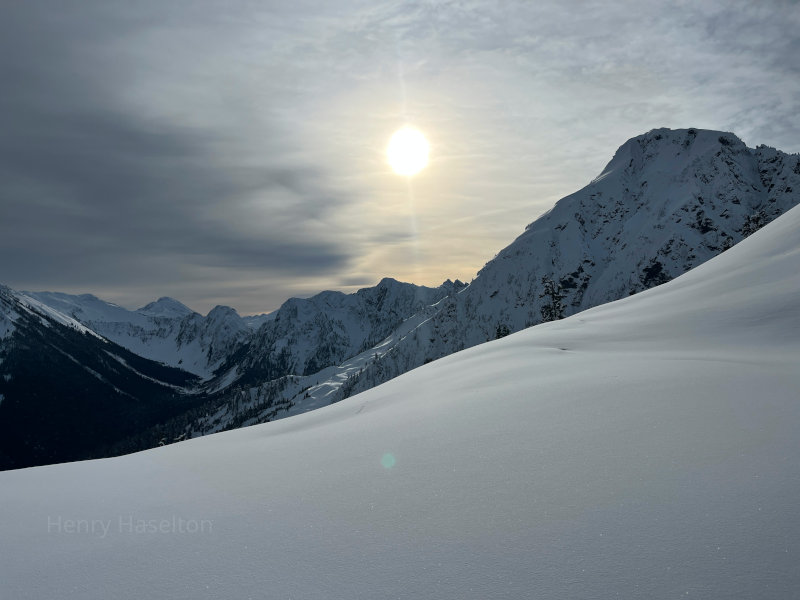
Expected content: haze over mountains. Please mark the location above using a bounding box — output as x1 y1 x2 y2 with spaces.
1 128 798 470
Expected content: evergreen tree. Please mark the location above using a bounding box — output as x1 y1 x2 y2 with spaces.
539 276 566 322
495 323 511 339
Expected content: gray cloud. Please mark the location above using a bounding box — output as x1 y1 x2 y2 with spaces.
0 1 357 312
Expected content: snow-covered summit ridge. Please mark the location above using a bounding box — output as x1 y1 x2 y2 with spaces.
14 276 463 383
206 304 241 321
136 296 195 318
231 278 464 380
588 127 745 187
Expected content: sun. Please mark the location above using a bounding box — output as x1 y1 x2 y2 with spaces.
387 126 429 176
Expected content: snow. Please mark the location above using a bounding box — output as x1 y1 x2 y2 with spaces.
0 285 18 340
135 296 194 318
0 314 16 340
23 291 144 325
241 312 275 329
48 346 133 398
280 304 441 418
202 366 240 394
216 278 457 403
13 292 104 339
103 352 200 394
1 202 799 598
23 291 249 379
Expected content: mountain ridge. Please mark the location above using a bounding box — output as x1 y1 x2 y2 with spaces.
330 127 800 401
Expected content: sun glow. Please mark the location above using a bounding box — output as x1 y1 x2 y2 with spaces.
387 126 429 176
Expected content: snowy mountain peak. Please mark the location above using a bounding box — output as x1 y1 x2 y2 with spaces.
376 276 400 288
136 296 194 318
590 128 735 186
440 278 468 294
204 305 249 339
331 128 799 403
206 305 241 321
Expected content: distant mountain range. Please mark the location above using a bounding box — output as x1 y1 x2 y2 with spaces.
2 127 798 470
19 291 268 377
0 278 463 468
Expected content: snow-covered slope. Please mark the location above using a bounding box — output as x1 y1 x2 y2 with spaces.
2 198 798 599
338 128 800 399
1 287 103 341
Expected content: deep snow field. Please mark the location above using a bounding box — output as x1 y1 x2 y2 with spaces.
1 205 799 599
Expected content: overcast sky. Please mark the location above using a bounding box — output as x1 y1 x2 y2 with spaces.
1 0 798 315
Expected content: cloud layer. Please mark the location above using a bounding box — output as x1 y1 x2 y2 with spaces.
1 0 798 313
